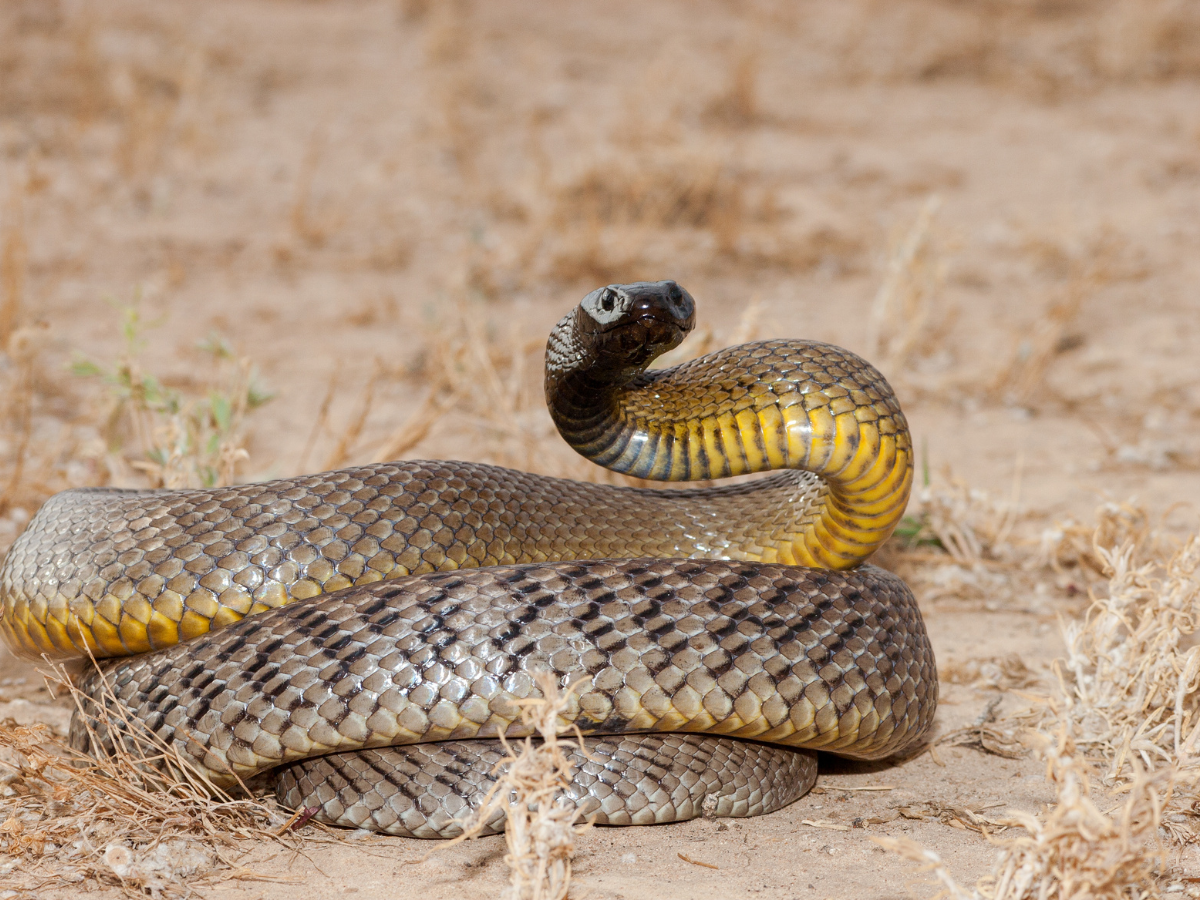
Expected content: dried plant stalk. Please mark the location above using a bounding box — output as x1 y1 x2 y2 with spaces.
0 660 292 898
440 670 590 900
0 183 26 347
865 195 948 375
990 286 1085 409
883 511 1200 898
879 728 1185 900
1055 535 1200 792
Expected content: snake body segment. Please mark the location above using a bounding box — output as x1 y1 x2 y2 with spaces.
2 281 935 837
277 736 818 838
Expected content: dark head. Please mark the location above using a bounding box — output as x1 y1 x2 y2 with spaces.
574 281 696 371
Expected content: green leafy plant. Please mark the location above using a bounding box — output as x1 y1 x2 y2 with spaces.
71 300 272 489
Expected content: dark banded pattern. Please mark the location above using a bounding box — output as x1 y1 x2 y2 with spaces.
70 560 933 834
278 731 818 838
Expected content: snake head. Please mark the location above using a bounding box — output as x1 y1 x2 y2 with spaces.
576 281 696 370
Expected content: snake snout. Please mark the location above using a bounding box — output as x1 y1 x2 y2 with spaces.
616 282 696 356
626 281 695 331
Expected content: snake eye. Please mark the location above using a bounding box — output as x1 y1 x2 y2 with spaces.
600 291 616 312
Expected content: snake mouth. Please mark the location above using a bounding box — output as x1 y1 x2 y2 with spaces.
605 313 688 360
632 302 688 332
606 288 695 348
598 314 687 349
626 287 694 330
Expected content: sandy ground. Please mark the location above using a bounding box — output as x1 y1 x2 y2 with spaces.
2 1 1200 897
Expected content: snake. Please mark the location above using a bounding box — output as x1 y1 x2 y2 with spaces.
0 281 936 838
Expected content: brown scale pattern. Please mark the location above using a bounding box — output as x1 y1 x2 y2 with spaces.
0 465 826 659
71 561 934 789
276 736 818 838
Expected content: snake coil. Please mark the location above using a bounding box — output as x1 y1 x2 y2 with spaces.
0 282 935 837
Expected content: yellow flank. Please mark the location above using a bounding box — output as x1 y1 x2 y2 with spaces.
844 439 899 497
834 420 881 484
209 605 243 632
147 610 179 648
700 417 725 477
735 409 766 472
90 613 123 655
669 422 689 479
22 611 55 655
715 412 746 476
323 574 354 593
180 609 213 642
757 405 788 470
821 412 860 477
738 390 915 569
118 616 150 655
801 405 836 472
644 431 672 480
847 455 912 509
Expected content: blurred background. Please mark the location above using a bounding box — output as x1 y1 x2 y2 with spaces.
0 0 1199 554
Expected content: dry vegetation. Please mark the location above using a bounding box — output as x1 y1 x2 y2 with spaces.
0 0 1199 898
439 673 592 900
0 665 295 898
881 733 1185 900
882 511 1200 898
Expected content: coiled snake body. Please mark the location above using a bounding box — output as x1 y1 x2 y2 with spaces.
0 282 935 837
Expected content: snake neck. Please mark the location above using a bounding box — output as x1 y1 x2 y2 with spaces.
545 334 913 570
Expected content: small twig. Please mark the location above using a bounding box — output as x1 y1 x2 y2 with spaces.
799 819 852 832
677 852 720 870
273 806 320 837
296 361 341 473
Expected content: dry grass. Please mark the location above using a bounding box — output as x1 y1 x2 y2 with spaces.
0 4 215 186
1035 502 1159 581
0 6 246 546
886 465 1043 614
437 671 590 900
532 147 865 286
884 507 1200 897
0 662 296 898
705 40 761 128
0 285 271 593
0 185 26 349
0 322 89 551
906 473 1022 567
540 151 749 285
370 295 565 476
832 0 1200 95
989 282 1086 411
879 729 1191 900
866 195 952 381
989 228 1149 414
1055 536 1200 806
